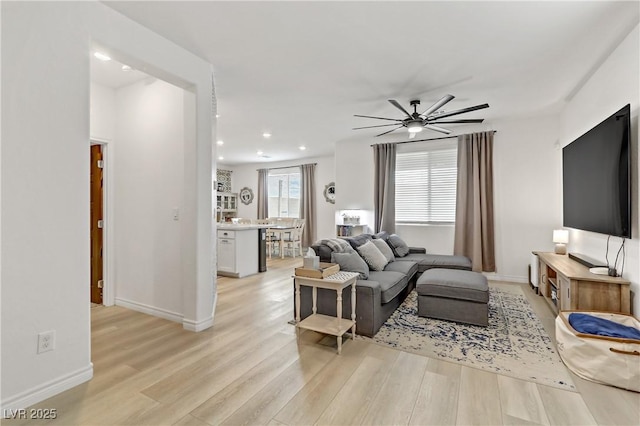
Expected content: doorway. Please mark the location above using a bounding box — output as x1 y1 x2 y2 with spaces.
90 144 104 304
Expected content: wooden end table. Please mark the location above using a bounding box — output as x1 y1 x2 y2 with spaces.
294 271 359 354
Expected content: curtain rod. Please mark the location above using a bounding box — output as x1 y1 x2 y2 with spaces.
370 130 497 147
257 162 317 171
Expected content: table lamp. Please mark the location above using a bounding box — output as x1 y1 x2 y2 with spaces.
553 229 569 255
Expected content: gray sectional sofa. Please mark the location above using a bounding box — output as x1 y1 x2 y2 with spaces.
296 232 472 337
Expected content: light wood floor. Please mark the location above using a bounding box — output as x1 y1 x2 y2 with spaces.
12 257 640 425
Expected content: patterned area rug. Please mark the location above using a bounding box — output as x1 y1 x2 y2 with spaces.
369 286 576 391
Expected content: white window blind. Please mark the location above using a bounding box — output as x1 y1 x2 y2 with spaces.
268 167 300 218
396 145 458 224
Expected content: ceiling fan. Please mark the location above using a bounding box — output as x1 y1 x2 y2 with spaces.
353 95 489 137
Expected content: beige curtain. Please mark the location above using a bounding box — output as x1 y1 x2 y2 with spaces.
257 168 269 219
373 143 396 234
300 163 316 248
454 132 496 272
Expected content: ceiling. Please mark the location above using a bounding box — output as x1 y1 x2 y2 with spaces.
91 54 150 89
97 1 639 165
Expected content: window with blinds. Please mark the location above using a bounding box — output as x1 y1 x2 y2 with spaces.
395 144 457 224
268 167 300 218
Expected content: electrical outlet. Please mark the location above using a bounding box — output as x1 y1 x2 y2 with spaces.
37 330 55 354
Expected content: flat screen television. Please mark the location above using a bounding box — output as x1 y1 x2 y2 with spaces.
562 104 631 238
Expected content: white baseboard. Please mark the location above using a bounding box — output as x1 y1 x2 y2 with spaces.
483 273 529 284
115 297 216 332
115 298 183 324
1 364 93 412
183 316 214 332
183 291 216 332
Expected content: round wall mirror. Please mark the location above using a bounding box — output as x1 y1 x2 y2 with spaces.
239 187 254 205
323 182 335 204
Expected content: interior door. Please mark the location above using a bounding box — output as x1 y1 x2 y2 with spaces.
90 145 104 304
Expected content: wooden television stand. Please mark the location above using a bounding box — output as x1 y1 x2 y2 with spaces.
533 252 631 315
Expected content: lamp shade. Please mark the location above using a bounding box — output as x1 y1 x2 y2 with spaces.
553 229 569 244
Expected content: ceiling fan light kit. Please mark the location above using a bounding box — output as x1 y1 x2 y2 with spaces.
407 121 423 133
354 94 489 137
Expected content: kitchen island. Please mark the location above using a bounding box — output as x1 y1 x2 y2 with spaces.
217 224 268 278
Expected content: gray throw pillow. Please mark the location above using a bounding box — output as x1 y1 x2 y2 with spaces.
345 234 373 250
371 238 394 263
356 240 389 271
373 231 390 242
388 234 410 257
331 252 369 279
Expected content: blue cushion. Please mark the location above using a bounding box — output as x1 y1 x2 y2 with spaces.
569 313 640 340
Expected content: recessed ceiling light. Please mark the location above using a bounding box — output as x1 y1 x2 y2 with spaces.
257 150 263 156
217 140 224 145
262 132 271 138
299 146 306 150
94 52 111 61
218 156 224 160
215 114 220 118
121 65 132 71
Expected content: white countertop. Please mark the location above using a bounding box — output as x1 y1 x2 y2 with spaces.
217 223 270 231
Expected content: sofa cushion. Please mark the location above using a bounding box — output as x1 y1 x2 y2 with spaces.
417 269 488 303
371 238 395 263
383 259 418 278
357 240 388 271
345 233 373 250
387 234 410 257
311 243 333 262
400 253 472 273
319 238 355 253
373 231 390 242
331 252 369 279
312 238 356 263
368 271 408 304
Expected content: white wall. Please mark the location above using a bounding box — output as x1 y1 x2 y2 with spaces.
333 136 377 238
223 155 336 242
2 2 93 410
1 1 214 410
90 82 116 142
335 114 561 282
113 79 187 318
490 115 561 281
560 24 639 314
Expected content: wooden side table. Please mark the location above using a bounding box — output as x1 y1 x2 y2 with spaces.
294 271 359 354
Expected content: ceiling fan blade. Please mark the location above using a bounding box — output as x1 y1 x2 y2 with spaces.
428 119 485 124
376 125 404 137
420 94 455 117
423 124 452 134
354 114 404 122
427 103 489 120
353 123 403 130
388 99 412 119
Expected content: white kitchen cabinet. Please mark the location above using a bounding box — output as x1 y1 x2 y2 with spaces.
217 227 260 278
217 232 236 273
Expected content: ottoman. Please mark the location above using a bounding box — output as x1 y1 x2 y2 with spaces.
416 269 489 326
